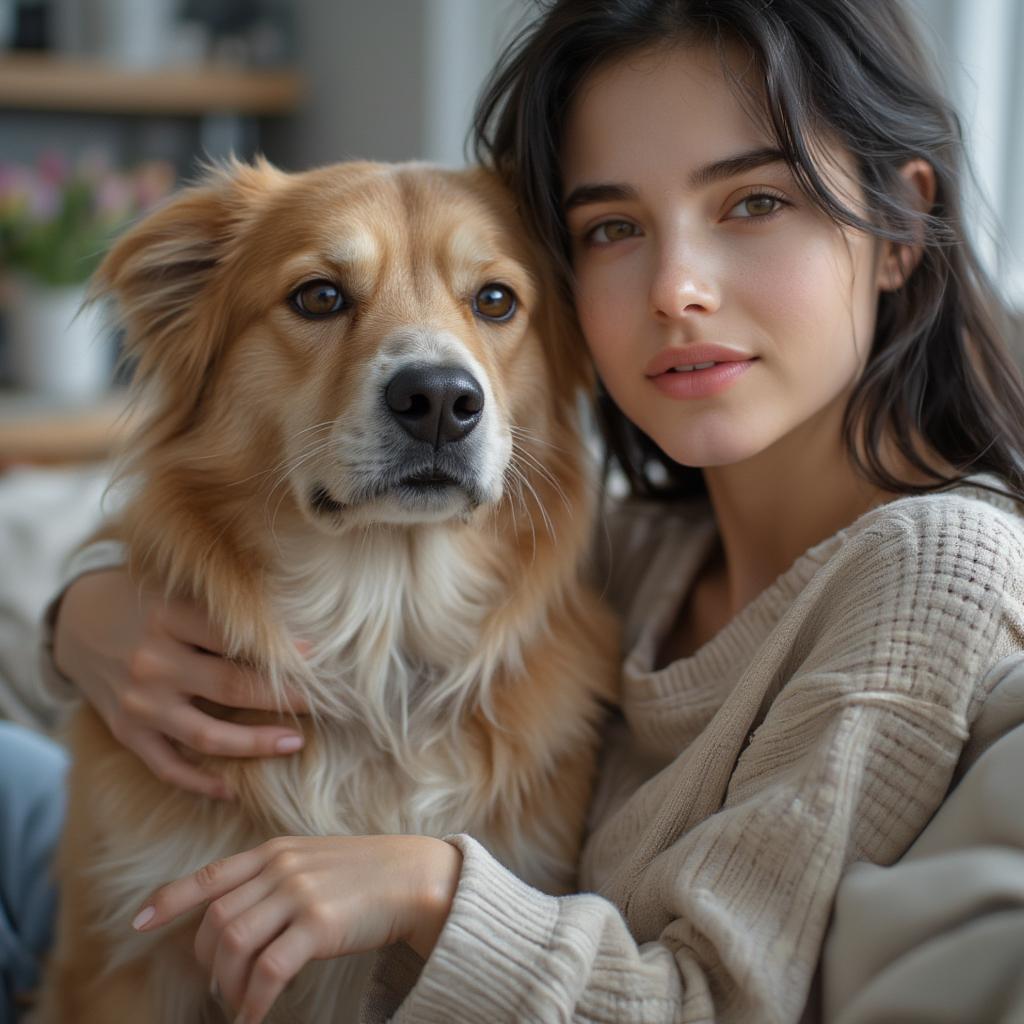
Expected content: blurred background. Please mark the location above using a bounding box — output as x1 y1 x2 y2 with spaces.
0 0 1022 465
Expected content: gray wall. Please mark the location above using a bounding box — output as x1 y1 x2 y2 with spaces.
908 0 1024 309
264 0 530 170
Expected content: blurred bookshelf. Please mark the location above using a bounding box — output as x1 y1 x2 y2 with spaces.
0 53 302 116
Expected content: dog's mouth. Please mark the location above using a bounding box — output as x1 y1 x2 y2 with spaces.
309 467 480 521
397 470 460 491
310 485 347 516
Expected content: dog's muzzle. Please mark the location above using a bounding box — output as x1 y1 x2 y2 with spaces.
307 361 496 521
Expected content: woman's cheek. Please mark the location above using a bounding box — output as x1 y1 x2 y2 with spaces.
574 259 642 358
574 278 616 361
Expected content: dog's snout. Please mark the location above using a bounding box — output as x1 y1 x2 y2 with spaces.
384 364 484 445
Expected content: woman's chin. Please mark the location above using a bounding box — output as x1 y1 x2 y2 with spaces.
655 436 768 472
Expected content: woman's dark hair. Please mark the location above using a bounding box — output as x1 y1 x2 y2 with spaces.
472 0 1024 503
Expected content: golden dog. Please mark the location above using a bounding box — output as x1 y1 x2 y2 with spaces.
34 159 618 1023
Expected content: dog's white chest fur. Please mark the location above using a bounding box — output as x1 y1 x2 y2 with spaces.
253 525 521 840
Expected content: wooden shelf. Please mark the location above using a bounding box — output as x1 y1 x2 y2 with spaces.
0 389 134 466
0 54 302 116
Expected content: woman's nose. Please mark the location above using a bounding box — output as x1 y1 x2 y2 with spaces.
649 245 720 320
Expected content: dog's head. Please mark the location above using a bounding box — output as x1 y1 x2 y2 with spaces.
98 158 589 539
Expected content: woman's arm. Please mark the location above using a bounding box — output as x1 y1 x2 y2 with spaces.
44 546 308 800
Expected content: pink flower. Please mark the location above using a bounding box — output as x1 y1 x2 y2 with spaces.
36 150 69 187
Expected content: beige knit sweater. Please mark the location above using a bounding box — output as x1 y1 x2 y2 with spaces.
360 478 1024 1023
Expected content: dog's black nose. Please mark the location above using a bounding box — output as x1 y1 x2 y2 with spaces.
384 364 484 445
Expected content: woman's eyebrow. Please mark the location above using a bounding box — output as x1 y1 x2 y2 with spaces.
689 146 788 188
563 147 788 212
563 182 637 213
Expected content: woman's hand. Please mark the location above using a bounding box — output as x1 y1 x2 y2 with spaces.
132 834 463 1024
52 568 309 800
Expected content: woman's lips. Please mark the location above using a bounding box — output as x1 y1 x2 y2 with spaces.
643 345 755 377
647 358 757 399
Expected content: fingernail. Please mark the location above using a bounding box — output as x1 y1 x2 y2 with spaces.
132 906 156 931
275 735 303 754
210 976 220 999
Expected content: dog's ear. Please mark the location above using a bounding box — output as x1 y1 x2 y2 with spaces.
94 156 285 438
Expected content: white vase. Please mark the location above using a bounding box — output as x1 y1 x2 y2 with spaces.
91 0 174 68
4 277 113 400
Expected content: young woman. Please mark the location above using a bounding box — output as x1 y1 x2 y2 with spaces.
25 1 1024 1022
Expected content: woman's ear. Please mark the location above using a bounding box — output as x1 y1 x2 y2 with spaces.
93 157 284 424
877 158 937 291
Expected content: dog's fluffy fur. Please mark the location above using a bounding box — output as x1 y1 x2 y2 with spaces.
35 159 618 1023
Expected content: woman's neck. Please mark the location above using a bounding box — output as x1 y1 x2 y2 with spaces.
701 394 890 619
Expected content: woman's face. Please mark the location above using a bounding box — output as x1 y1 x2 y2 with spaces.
561 44 886 470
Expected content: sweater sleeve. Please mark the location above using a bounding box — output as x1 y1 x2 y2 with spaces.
363 831 693 1023
37 539 128 706
360 497 1024 1024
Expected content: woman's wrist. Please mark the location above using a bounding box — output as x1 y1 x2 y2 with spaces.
405 837 463 960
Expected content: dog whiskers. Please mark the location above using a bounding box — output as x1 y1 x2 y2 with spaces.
509 440 572 518
502 461 539 562
509 437 565 530
508 423 569 454
514 459 556 542
262 435 341 549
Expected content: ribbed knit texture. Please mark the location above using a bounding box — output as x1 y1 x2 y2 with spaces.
362 478 1024 1023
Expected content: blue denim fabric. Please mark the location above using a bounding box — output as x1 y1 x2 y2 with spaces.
0 723 67 1024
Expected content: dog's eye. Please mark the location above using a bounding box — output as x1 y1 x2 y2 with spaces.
291 280 347 318
473 283 517 322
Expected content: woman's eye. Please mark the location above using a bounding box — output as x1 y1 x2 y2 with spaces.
588 220 638 244
473 283 517 322
291 280 347 318
727 193 786 219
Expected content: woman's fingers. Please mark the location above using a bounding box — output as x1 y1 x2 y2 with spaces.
167 706 305 760
237 926 318 1024
194 872 276 968
134 844 270 932
210 894 295 1015
137 840 316 1020
157 601 312 714
187 652 311 715
119 644 308 761
133 732 233 801
152 594 232 655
